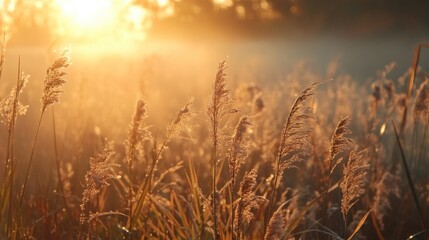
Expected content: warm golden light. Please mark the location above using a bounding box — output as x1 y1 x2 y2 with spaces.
213 0 233 8
157 0 169 7
52 0 156 42
56 0 114 31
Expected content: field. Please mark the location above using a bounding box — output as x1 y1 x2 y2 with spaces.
1 1 429 239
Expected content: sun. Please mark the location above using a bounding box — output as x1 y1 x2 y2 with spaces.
56 0 115 31
53 0 173 42
54 0 151 41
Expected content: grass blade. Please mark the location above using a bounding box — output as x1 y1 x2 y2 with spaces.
347 209 371 240
392 121 425 229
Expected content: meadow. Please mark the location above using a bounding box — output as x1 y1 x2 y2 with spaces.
0 37 429 240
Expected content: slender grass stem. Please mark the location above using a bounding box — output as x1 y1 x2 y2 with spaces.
6 58 22 237
392 121 426 230
18 111 44 211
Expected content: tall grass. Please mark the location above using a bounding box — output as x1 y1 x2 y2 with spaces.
0 42 428 240
19 49 70 214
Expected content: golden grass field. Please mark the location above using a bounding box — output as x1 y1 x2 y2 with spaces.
1 41 428 239
1 1 429 239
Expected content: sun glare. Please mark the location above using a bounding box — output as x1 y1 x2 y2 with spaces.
53 0 156 42
56 0 114 31
157 0 169 7
213 0 233 8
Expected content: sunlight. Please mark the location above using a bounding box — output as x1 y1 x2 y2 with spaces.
157 0 169 7
53 0 154 42
56 0 114 31
213 0 233 8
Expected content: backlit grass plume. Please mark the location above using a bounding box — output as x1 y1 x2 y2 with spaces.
126 99 149 180
0 71 29 127
80 145 116 219
268 82 318 220
79 142 117 238
234 169 266 239
228 116 251 239
228 116 251 191
41 48 71 112
207 59 236 240
328 116 354 175
19 48 71 212
340 148 370 223
1 66 29 173
128 99 193 232
1 61 28 237
125 99 149 229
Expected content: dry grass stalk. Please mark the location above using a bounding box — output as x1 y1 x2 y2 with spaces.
79 143 117 239
268 82 318 221
19 49 71 213
234 169 266 238
340 148 369 223
126 99 148 168
328 116 354 175
150 99 193 172
1 67 29 169
228 116 251 191
153 99 192 166
323 116 354 219
207 59 236 240
125 99 148 232
126 103 148 181
166 99 193 140
392 121 426 229
41 48 71 112
0 70 29 127
2 60 28 237
401 43 429 133
228 116 251 239
128 100 193 232
277 82 317 180
80 144 116 222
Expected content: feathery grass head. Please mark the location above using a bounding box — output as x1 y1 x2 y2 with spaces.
167 99 194 139
41 48 71 112
328 116 354 175
207 59 237 138
80 142 117 223
208 59 228 110
277 82 318 179
0 71 29 126
151 99 193 169
206 59 237 240
234 169 266 232
126 99 149 165
228 116 251 182
340 147 370 222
